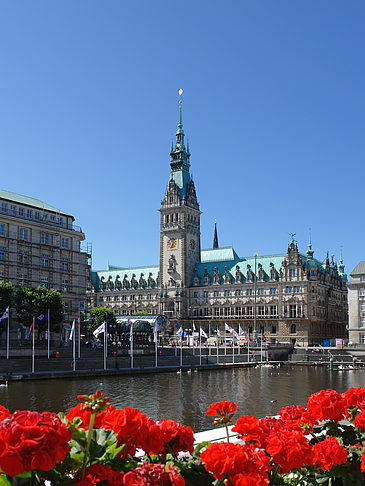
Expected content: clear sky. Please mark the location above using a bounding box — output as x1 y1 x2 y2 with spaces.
0 1 364 276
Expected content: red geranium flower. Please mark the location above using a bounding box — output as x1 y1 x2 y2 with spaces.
312 436 348 471
266 429 314 473
139 418 164 454
232 415 266 446
279 405 315 431
200 442 270 483
75 463 124 485
123 461 185 486
354 410 365 429
0 405 9 421
307 389 346 422
155 419 195 456
66 402 115 429
341 387 365 409
206 399 237 425
0 410 71 477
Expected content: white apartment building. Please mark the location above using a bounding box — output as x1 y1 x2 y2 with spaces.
0 189 91 324
348 262 365 344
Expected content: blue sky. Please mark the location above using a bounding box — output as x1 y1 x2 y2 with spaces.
0 1 364 275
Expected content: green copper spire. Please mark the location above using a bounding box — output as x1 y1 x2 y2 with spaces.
339 247 345 275
306 228 314 260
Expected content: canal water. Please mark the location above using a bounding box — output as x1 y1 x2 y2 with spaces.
1 366 364 432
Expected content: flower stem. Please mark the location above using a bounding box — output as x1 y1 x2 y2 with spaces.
225 423 230 443
80 412 96 479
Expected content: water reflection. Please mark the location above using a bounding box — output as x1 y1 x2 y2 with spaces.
1 366 364 432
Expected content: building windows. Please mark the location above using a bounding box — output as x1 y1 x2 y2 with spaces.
270 305 277 316
293 286 301 293
26 209 32 219
18 251 28 264
360 302 365 312
41 255 49 268
246 306 253 316
0 224 4 236
271 324 277 334
213 290 219 297
50 215 56 221
0 247 5 261
257 288 264 295
235 307 242 316
286 286 292 294
122 295 127 301
138 294 143 300
193 291 199 298
289 269 296 277
61 259 69 271
41 232 49 245
246 289 253 295
61 279 69 291
360 288 365 297
35 211 40 220
258 306 265 316
235 289 241 296
203 291 209 297
290 324 297 334
1 203 7 212
289 305 297 318
270 288 277 295
130 295 135 301
18 273 26 287
10 205 16 216
224 290 230 297
360 317 365 328
18 207 24 217
147 294 152 300
19 228 28 241
41 276 49 289
61 238 69 249
360 333 365 344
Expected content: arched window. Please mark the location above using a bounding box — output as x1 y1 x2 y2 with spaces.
290 324 297 334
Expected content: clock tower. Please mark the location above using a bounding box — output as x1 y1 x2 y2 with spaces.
159 102 201 319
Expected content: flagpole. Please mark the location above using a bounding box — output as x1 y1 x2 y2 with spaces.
247 328 250 363
72 320 76 371
192 321 195 356
47 308 50 359
225 324 227 356
6 308 9 360
180 326 183 368
199 326 202 366
155 331 158 368
103 315 107 370
32 317 35 373
78 314 81 359
216 326 219 364
131 323 134 369
232 328 235 364
208 322 211 356
261 333 263 363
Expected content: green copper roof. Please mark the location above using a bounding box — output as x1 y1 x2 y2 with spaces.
92 266 159 291
201 247 240 263
0 189 71 217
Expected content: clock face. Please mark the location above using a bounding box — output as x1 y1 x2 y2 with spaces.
167 237 177 250
190 239 196 250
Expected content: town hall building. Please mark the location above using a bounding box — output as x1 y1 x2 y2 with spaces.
91 104 348 346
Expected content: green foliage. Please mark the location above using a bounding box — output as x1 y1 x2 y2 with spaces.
15 287 64 332
132 311 151 316
89 307 116 332
0 281 14 330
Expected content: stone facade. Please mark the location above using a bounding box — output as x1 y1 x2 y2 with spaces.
348 262 365 344
0 189 91 324
91 106 348 345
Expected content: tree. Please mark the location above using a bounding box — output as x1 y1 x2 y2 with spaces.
0 281 15 313
89 307 116 333
15 287 64 336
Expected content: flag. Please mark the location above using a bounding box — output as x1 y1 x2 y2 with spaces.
93 322 105 338
130 322 133 341
36 312 48 321
175 321 183 338
217 328 221 337
193 321 196 332
238 324 244 336
69 320 75 340
225 323 233 333
200 327 208 338
125 317 131 326
261 332 266 342
233 330 239 339
28 322 34 338
0 307 9 323
153 318 159 334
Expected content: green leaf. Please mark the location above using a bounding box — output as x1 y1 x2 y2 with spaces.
0 476 11 486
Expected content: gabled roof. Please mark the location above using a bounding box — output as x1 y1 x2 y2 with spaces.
201 247 240 263
350 262 365 276
0 189 70 217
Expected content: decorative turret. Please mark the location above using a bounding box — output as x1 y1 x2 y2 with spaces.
213 220 219 249
306 228 314 261
338 248 345 276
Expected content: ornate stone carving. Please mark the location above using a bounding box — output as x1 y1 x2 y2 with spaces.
99 276 105 291
224 266 232 284
130 274 137 289
235 265 243 284
114 275 120 290
193 269 200 286
269 263 278 281
139 273 145 289
106 276 112 290
168 254 177 274
258 263 265 282
203 268 210 286
147 272 154 288
246 265 253 283
122 274 129 289
213 267 221 285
